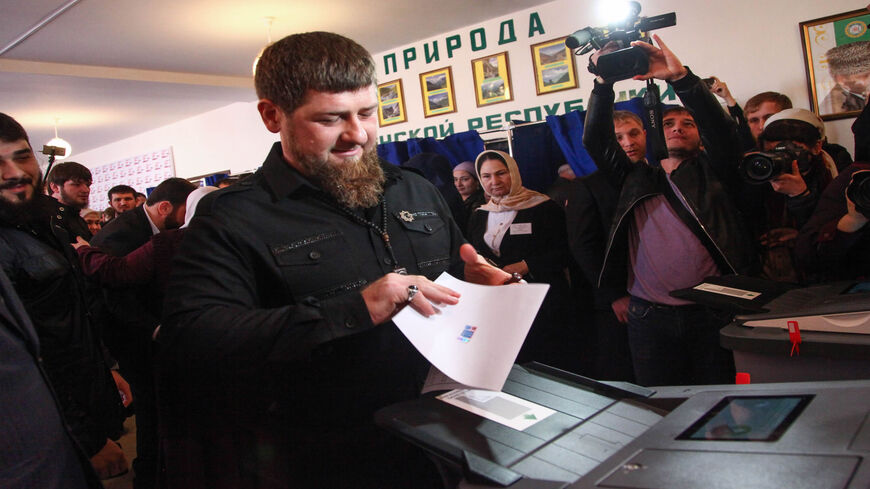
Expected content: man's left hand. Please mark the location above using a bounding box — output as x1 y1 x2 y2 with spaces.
770 161 808 197
630 34 688 82
460 243 511 285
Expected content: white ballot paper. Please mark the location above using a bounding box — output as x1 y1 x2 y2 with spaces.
393 272 549 391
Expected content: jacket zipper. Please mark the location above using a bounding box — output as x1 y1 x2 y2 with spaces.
598 191 658 287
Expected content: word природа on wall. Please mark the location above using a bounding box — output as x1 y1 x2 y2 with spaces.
375 7 678 145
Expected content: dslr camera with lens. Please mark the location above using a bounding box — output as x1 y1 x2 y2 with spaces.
739 142 813 184
847 170 870 218
565 1 676 82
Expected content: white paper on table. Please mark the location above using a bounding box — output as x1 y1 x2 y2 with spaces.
436 389 556 431
393 272 549 391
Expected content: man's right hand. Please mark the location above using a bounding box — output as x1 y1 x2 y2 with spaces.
90 438 128 479
611 296 630 323
361 273 460 325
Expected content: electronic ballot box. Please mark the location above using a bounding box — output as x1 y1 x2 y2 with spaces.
376 364 870 489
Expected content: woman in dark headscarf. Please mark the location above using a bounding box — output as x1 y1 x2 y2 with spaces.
453 160 486 204
453 161 487 237
467 150 577 370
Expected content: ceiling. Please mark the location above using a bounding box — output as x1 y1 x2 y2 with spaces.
1 0 553 159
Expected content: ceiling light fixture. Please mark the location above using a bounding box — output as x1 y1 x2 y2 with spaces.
43 117 71 175
252 17 275 77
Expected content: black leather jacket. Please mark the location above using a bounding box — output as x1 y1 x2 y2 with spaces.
0 195 123 457
583 70 757 288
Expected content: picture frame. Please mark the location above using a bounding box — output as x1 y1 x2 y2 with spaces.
800 8 870 120
377 79 407 127
530 37 578 96
419 67 457 118
471 52 514 107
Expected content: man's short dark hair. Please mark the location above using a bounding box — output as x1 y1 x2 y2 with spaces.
613 110 644 128
0 112 29 145
744 92 793 114
108 184 136 201
662 106 694 119
47 162 92 187
146 178 197 206
254 32 376 115
135 192 146 199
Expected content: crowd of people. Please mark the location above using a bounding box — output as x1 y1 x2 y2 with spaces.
1 29 868 489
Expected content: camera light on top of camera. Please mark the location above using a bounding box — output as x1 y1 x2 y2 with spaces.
597 1 641 26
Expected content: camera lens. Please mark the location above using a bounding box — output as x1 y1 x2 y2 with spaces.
741 154 775 183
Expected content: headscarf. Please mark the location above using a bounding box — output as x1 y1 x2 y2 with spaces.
453 161 477 179
476 150 549 212
181 186 218 228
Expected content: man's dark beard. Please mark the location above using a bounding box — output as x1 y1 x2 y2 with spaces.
293 145 385 209
0 176 52 227
59 187 88 209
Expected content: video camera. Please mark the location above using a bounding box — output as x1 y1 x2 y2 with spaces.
565 1 676 82
739 142 813 184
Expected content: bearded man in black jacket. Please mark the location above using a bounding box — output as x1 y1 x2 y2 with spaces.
0 112 127 479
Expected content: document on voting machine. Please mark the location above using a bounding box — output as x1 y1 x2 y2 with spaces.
393 272 549 392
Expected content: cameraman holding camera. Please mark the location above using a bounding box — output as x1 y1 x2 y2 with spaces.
741 109 837 283
582 34 755 386
796 103 870 282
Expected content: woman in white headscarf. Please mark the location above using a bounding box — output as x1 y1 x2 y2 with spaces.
467 150 576 368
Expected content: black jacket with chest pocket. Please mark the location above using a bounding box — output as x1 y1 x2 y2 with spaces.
158 142 467 485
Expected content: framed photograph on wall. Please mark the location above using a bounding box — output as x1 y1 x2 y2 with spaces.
377 79 407 127
531 37 578 95
471 52 514 107
800 8 870 120
419 67 457 118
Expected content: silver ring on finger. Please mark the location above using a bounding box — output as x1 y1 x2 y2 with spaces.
406 284 419 303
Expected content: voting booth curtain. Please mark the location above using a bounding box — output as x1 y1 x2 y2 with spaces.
203 173 229 187
377 131 485 169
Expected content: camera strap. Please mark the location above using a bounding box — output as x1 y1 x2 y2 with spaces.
661 179 733 275
643 80 669 161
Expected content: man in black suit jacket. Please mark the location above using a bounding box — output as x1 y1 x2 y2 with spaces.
89 177 196 489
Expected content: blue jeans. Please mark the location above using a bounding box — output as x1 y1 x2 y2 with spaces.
626 296 735 387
